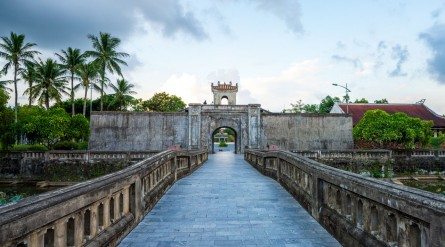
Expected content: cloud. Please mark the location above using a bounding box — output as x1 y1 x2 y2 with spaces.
0 0 208 50
251 0 303 34
159 73 212 104
419 23 445 84
207 69 240 84
331 55 363 70
388 45 409 77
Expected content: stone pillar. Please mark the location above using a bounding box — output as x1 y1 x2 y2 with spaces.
54 220 66 247
27 232 41 247
248 104 261 149
103 198 110 228
188 104 202 150
90 205 98 238
75 212 84 247
114 195 120 221
123 187 130 214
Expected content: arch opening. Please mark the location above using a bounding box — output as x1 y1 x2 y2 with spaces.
220 96 229 105
212 126 237 154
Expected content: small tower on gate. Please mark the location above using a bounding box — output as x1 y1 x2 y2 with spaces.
211 81 238 105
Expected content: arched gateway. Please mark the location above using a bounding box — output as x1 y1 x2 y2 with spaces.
89 82 353 152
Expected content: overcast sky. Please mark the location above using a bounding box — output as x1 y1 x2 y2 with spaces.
1 0 445 114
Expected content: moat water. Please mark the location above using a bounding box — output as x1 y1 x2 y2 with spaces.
0 183 57 205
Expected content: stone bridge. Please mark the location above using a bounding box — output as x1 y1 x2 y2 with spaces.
1 150 444 247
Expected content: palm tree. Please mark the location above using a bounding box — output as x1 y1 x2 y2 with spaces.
74 61 100 116
31 58 68 109
56 47 85 116
21 61 36 106
0 32 40 122
85 32 129 111
109 78 136 111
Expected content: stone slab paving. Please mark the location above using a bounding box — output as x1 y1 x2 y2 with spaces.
119 152 341 247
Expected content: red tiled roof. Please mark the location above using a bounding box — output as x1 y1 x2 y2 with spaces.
212 83 238 91
337 103 445 128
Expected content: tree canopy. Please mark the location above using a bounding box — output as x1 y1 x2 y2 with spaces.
353 109 433 149
141 92 186 112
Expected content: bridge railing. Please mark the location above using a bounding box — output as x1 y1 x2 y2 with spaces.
245 150 445 247
0 149 208 247
0 150 161 161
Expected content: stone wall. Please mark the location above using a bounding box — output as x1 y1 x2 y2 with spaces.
89 107 353 152
261 113 353 150
89 112 188 151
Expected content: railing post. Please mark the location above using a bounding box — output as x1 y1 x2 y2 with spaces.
75 212 84 247
90 205 98 238
123 187 130 215
276 158 281 182
103 198 110 228
54 220 66 247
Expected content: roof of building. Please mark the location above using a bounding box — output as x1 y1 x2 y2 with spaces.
334 103 445 128
211 82 238 91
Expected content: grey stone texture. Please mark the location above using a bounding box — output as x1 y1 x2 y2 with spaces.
89 105 353 153
119 152 341 247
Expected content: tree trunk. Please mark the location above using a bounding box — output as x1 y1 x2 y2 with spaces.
83 85 88 116
28 81 32 106
13 63 18 123
71 73 75 116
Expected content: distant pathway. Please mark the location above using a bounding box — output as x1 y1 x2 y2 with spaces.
119 152 341 247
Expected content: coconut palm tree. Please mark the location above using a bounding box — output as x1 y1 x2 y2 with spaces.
0 32 40 122
31 58 68 109
74 61 101 116
109 78 136 111
21 61 37 106
56 47 85 116
85 32 129 111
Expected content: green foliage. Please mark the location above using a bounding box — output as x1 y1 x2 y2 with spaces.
286 100 319 113
142 92 186 112
53 141 79 150
219 141 228 147
374 98 389 104
354 98 369 103
353 109 433 148
0 89 15 149
108 78 136 111
430 133 445 149
78 141 89 150
319 95 341 113
22 107 71 147
68 114 90 141
11 144 48 151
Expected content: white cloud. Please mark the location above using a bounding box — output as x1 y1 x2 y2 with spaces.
158 73 212 104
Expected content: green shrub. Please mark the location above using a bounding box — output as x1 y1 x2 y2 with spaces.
11 144 48 151
219 141 228 147
430 133 445 149
53 141 80 150
78 141 89 150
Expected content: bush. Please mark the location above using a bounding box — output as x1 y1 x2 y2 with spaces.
78 141 89 150
11 144 48 151
53 141 80 150
219 141 228 147
430 133 445 149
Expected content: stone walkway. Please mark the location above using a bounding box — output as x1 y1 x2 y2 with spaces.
119 152 341 247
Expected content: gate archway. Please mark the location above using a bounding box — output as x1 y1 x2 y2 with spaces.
212 126 237 153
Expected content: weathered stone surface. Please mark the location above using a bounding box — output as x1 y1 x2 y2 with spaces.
89 105 354 153
245 150 445 247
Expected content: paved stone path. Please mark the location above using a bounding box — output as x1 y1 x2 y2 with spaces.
119 152 341 247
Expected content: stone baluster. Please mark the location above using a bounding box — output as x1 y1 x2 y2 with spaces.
54 220 66 247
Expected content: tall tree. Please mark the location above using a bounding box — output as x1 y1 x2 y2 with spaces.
75 61 100 116
21 61 37 106
319 95 341 113
143 92 186 112
85 32 129 111
0 32 40 122
56 47 85 116
109 78 136 111
31 58 69 109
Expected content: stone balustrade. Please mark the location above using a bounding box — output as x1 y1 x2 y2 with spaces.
0 150 161 161
0 149 208 247
245 150 445 247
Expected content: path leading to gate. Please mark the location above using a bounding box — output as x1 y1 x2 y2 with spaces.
119 152 341 247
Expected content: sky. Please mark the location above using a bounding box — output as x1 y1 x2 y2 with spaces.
1 0 445 114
